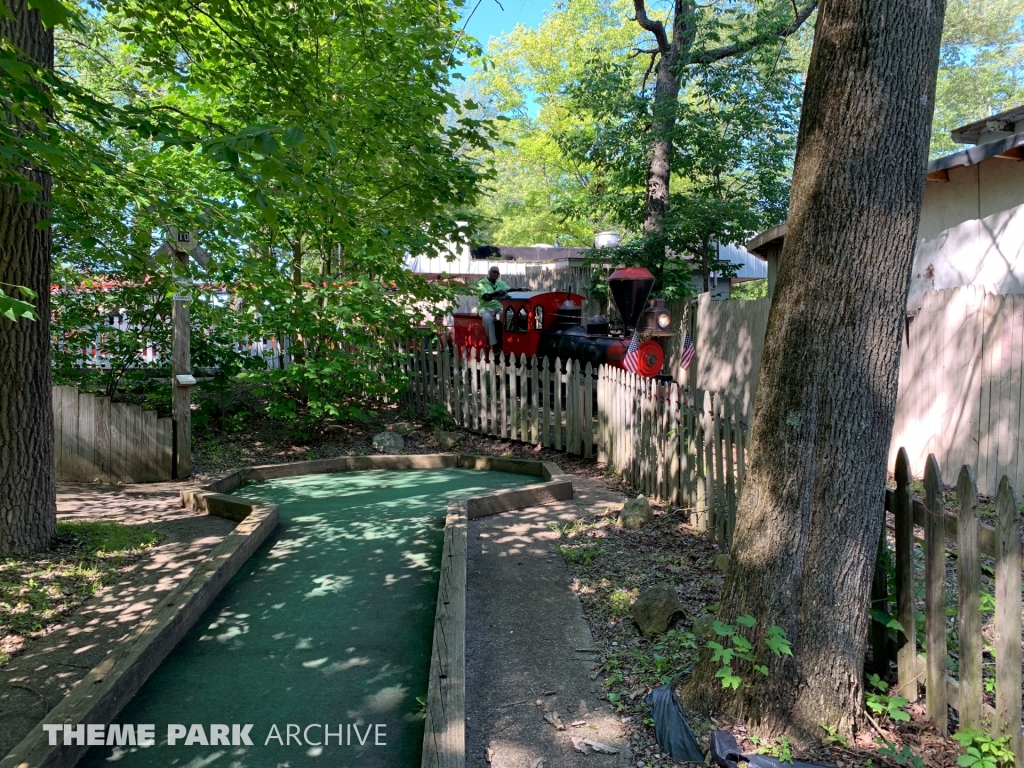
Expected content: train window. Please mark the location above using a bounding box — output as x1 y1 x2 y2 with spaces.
505 307 515 331
517 306 528 332
534 305 544 330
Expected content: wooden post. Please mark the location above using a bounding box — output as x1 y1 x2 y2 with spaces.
172 296 191 480
530 355 540 444
584 363 594 459
994 475 1022 765
923 454 947 734
553 358 562 451
956 464 982 731
894 448 917 700
489 353 497 437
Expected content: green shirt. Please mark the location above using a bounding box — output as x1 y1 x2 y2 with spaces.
476 277 510 312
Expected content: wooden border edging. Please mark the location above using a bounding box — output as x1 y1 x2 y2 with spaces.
421 499 468 768
0 502 278 768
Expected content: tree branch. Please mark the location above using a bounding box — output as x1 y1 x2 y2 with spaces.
632 0 669 55
690 0 816 64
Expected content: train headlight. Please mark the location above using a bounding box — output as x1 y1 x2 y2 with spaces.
656 312 670 329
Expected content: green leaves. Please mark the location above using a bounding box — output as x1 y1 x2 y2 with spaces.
27 0 73 29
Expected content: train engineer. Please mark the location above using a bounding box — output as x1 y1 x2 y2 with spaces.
477 266 511 349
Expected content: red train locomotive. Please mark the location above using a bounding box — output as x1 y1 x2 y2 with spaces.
452 266 672 378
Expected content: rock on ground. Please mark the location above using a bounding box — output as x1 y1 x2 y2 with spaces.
371 431 404 454
631 583 685 637
617 495 653 530
434 429 462 451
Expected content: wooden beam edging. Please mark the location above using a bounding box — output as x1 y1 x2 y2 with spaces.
0 502 278 768
422 499 467 768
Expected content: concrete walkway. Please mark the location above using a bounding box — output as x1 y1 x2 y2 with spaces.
466 475 630 768
0 482 234 758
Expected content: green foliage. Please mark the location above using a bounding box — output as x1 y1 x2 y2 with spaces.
625 629 699 687
931 0 1024 157
865 673 912 723
952 729 1016 768
750 735 794 764
5 0 497 421
877 740 925 768
706 615 792 690
0 283 39 321
731 279 768 301
425 404 455 430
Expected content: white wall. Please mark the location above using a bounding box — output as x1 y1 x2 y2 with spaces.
911 159 1024 309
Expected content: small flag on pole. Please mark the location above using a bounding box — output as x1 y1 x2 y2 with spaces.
623 332 641 374
679 329 695 371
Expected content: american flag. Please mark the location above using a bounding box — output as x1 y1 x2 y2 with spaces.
623 332 641 374
679 329 695 370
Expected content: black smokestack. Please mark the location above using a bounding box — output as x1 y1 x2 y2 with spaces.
607 267 655 331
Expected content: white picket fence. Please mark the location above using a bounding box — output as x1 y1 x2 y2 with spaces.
403 339 749 549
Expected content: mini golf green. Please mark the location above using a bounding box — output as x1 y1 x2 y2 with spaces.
78 468 529 768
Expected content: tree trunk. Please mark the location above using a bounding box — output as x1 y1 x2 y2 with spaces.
683 0 945 738
0 0 56 555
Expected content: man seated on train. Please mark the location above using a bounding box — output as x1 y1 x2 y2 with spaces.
477 266 510 349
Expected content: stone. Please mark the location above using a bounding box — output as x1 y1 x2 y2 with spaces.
372 431 404 454
618 495 653 530
714 554 730 573
434 430 463 451
631 584 685 637
690 613 717 640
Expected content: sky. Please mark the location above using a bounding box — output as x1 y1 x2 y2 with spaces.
459 0 553 56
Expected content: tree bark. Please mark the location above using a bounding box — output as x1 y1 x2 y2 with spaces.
683 0 946 737
0 0 56 555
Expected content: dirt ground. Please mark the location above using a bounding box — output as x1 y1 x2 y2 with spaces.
0 483 235 758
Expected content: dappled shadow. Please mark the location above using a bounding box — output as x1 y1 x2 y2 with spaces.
77 468 530 768
0 483 235 758
464 478 629 767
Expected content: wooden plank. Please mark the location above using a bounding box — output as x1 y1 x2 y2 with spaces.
127 405 144 484
894 448 918 701
95 396 111 483
553 359 563 451
489 352 498 437
566 361 576 455
977 293 1000 493
703 391 715 536
142 410 159 483
109 403 125 483
995 295 1015 487
669 384 680 507
724 399 736 546
993 475 1022 764
1006 294 1024 489
60 386 80 482
923 454 947 735
584 363 594 459
540 359 550 447
78 391 97 482
498 354 507 439
519 354 529 443
956 464 982 730
52 388 63 480
157 417 174 480
736 405 747 513
420 502 467 768
530 355 540 445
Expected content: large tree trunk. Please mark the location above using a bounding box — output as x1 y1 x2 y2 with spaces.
0 0 56 555
683 0 945 737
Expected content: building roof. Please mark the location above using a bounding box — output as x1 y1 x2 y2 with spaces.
745 129 1024 257
950 105 1024 145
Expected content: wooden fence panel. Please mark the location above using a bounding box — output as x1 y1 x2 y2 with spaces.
52 386 172 483
894 448 918 701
